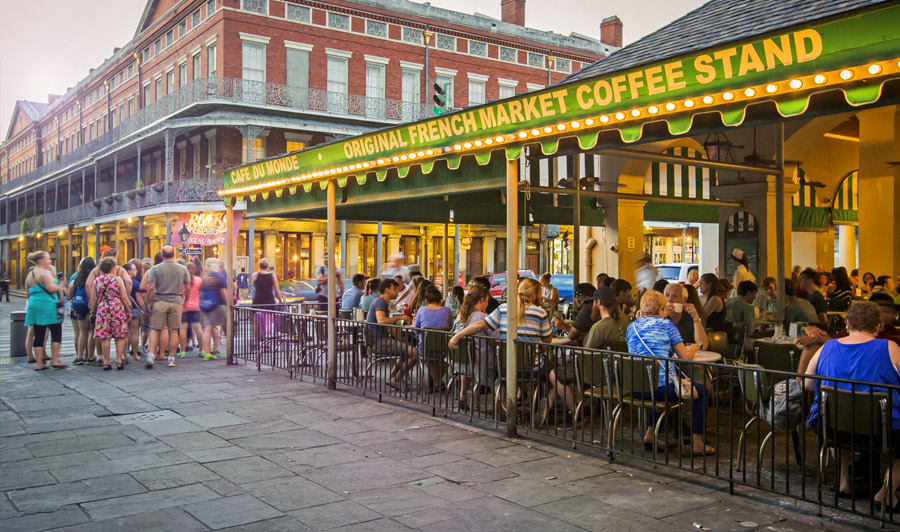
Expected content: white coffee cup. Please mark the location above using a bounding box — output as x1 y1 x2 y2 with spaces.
673 303 684 313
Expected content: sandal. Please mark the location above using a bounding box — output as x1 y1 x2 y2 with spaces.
116 363 124 370
643 440 667 452
34 366 49 371
103 364 112 371
50 363 68 369
684 444 716 457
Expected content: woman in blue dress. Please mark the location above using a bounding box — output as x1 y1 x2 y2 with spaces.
25 251 67 370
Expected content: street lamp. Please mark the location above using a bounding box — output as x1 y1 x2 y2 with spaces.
178 223 190 255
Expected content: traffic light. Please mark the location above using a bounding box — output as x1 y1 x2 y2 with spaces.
432 83 449 116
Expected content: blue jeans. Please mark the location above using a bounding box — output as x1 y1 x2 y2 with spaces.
632 382 709 435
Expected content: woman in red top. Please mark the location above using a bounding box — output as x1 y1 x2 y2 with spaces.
177 262 203 357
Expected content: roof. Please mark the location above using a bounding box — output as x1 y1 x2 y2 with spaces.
565 0 893 83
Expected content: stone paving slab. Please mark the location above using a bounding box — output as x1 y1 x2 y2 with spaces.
182 493 282 530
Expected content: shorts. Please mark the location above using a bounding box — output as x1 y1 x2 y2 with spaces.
181 310 201 325
238 288 249 299
131 307 140 320
371 337 415 358
150 301 183 331
202 306 226 327
70 309 88 321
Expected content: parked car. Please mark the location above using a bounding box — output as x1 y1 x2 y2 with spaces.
237 277 351 309
482 270 537 298
550 274 574 304
655 263 699 284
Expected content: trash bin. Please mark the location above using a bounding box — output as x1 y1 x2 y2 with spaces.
10 310 27 357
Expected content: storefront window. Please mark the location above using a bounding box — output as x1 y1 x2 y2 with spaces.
360 235 388 277
400 236 419 267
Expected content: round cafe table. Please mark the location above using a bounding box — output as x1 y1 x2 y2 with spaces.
693 350 723 363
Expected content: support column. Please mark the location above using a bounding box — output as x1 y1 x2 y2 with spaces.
573 155 581 284
376 222 383 278
247 218 255 273
54 233 60 273
82 228 88 260
312 233 325 272
815 230 834 271
346 234 360 277
505 158 519 438
774 123 786 325
164 130 174 204
387 235 401 258
326 180 337 390
113 153 118 194
340 220 347 272
484 236 496 274
264 231 277 267
225 199 235 365
698 223 719 276
114 220 120 257
454 224 460 288
603 199 646 286
858 107 900 275
165 213 172 246
442 223 449 297
837 225 856 270
94 224 101 259
136 143 142 185
137 216 145 258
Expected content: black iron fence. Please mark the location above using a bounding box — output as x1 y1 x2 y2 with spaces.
231 305 900 526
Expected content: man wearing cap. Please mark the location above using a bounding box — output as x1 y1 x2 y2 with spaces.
341 273 368 311
583 286 629 350
730 248 755 297
552 283 599 345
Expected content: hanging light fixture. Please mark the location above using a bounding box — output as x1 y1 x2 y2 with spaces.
702 132 739 162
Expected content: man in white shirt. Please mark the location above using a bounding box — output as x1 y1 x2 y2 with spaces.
390 275 415 312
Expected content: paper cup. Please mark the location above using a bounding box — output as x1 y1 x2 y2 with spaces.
673 303 684 313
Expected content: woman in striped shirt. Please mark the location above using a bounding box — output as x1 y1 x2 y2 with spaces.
449 278 552 345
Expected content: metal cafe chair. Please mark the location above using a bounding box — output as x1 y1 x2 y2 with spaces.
610 355 684 457
572 350 618 441
493 341 546 425
736 364 803 471
445 337 477 412
724 322 748 363
818 385 894 523
360 323 403 385
753 340 801 377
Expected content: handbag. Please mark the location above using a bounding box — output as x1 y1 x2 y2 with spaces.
633 325 698 400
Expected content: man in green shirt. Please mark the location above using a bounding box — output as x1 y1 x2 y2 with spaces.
783 278 818 327
146 245 191 368
725 280 758 350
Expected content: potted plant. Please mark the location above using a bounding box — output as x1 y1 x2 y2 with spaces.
135 179 147 196
103 195 114 205
152 181 166 192
92 198 102 208
33 215 43 233
20 218 29 234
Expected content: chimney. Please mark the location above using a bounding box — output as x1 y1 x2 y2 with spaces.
600 16 623 48
501 0 526 27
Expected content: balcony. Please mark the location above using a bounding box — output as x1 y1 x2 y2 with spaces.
0 179 220 236
1 78 433 197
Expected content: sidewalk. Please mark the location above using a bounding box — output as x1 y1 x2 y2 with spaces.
0 300 883 531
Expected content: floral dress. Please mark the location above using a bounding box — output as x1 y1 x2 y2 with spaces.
93 274 128 340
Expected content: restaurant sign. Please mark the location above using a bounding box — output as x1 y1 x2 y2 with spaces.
169 210 244 247
223 3 900 196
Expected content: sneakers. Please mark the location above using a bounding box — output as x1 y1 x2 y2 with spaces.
167 358 176 368
203 353 218 360
144 355 155 369
175 351 187 358
211 350 221 357
198 350 206 358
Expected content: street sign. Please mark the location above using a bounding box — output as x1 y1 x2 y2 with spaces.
179 246 202 255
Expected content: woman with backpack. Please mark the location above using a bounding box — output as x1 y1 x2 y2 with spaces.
199 258 228 360
69 257 96 365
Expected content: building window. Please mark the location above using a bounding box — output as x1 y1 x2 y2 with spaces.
402 27 423 44
365 63 385 119
468 79 486 106
178 20 186 38
154 39 161 55
192 9 201 27
327 12 350 31
128 97 134 115
128 64 133 78
240 0 264 15
155 78 162 100
286 47 310 91
498 81 517 99
192 141 201 177
286 4 310 23
166 30 174 47
241 137 264 163
327 55 348 113
435 75 454 108
206 0 217 18
554 58 572 73
286 140 305 153
166 70 175 94
528 52 545 68
143 84 151 105
179 62 187 86
192 53 201 81
207 43 217 77
499 46 517 62
436 34 455 51
469 41 487 57
207 134 216 173
401 69 420 121
242 42 266 82
365 20 387 38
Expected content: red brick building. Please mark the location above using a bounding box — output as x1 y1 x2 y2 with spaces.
0 0 619 285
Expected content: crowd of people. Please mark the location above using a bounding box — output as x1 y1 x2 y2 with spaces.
24 245 229 371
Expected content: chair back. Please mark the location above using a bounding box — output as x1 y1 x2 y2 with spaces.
724 321 747 350
616 355 659 396
419 327 451 358
495 341 543 384
827 297 850 312
447 337 471 367
706 331 729 358
737 363 774 405
820 384 889 440
753 340 800 375
577 351 608 390
605 340 629 353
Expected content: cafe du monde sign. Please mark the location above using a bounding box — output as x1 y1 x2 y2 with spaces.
224 4 900 194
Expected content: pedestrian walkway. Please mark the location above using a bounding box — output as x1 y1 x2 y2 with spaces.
0 299 883 531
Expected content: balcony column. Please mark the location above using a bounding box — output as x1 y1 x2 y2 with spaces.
55 233 61 274
239 126 264 163
165 213 172 245
137 216 145 259
94 224 100 259
93 162 98 201
164 130 174 203
81 227 87 261
136 143 142 185
113 153 118 194
66 174 71 209
81 168 86 203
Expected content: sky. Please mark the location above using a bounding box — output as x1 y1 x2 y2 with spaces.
0 0 708 136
